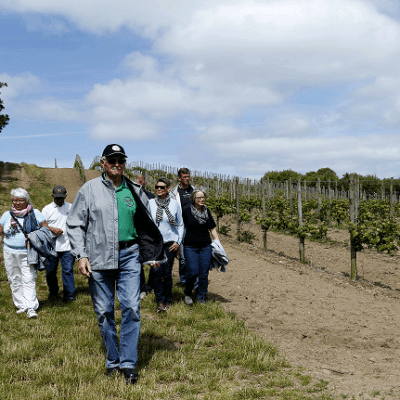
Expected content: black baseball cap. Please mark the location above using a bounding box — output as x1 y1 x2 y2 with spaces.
52 186 67 198
102 144 127 158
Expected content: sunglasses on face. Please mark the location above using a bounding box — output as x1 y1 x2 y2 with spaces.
155 185 168 190
107 157 126 164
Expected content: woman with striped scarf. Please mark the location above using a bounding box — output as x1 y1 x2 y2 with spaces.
148 178 184 313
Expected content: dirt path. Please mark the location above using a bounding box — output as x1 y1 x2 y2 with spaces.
206 229 400 399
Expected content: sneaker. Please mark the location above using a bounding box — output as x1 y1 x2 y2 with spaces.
122 368 138 385
106 367 120 377
63 297 76 303
184 295 193 306
157 303 165 313
27 309 38 318
198 298 207 304
164 303 171 311
16 308 26 314
139 291 147 300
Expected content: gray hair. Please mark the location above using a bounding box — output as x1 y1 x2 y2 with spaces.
11 188 30 203
190 188 207 204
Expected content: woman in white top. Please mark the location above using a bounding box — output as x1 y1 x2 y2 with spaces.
0 188 48 318
148 177 184 312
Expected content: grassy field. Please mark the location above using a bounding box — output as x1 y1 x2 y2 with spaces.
0 265 337 400
0 163 337 399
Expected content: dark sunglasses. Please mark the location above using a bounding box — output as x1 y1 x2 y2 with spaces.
155 185 168 189
107 157 126 164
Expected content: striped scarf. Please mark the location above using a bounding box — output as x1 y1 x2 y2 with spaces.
155 194 178 227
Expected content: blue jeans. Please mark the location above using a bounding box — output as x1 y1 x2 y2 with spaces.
46 251 76 300
152 242 176 305
184 244 212 300
88 244 141 370
140 264 154 293
178 243 186 285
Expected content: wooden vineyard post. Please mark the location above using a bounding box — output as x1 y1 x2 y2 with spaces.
349 175 359 280
390 179 394 219
327 179 332 223
298 177 305 263
261 179 267 250
236 177 241 242
317 178 322 212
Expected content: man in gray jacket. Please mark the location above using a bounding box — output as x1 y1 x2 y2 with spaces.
67 144 163 384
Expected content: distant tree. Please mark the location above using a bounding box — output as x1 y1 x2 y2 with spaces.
0 82 10 133
263 169 302 182
304 167 339 187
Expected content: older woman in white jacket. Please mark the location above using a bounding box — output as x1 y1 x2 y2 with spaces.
0 188 48 318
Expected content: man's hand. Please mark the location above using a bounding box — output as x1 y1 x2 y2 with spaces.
49 227 63 236
78 257 92 277
169 242 179 253
151 261 160 270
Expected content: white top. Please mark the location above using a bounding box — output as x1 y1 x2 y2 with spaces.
42 201 72 252
149 197 184 245
0 209 45 251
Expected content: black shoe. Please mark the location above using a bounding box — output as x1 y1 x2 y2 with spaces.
123 368 138 384
63 297 76 303
106 367 119 377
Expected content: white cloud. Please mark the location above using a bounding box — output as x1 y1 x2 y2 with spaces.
0 73 40 100
34 99 81 121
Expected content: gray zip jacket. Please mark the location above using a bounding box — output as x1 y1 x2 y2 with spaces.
67 175 164 270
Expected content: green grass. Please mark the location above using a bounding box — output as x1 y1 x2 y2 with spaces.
0 264 338 400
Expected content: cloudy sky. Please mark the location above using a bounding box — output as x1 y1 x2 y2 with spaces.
1 0 400 180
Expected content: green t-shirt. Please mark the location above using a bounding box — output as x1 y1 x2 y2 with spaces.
115 177 138 242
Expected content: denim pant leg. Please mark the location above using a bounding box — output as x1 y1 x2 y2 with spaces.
163 244 176 304
140 265 147 293
46 255 60 297
89 269 119 369
184 246 200 297
151 262 165 304
178 243 186 285
59 251 76 300
116 244 141 370
196 245 212 300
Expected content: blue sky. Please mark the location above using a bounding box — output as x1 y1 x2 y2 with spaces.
2 0 400 180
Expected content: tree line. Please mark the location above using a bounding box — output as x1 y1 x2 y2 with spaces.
263 167 400 194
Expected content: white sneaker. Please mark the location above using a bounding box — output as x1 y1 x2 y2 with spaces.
184 296 193 306
16 309 26 314
139 292 147 300
27 309 38 318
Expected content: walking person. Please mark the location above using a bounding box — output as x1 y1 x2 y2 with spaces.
182 189 219 305
0 188 48 318
135 174 155 299
42 186 76 301
67 144 164 384
171 168 196 286
149 177 184 312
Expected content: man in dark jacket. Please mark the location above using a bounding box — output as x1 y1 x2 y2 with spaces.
67 144 163 384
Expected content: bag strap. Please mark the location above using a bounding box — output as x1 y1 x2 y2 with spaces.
10 212 28 238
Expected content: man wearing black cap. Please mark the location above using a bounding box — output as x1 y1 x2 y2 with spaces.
42 186 76 301
67 144 164 384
